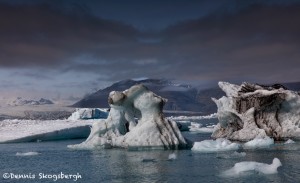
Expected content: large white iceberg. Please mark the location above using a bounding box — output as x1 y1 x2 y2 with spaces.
221 158 282 177
191 138 240 152
68 84 187 149
212 82 300 141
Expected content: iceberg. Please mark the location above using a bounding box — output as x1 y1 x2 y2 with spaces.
68 108 108 120
168 153 177 160
244 137 274 149
0 119 94 143
284 139 295 144
188 122 215 133
68 84 187 149
212 82 300 141
221 158 282 177
191 138 240 152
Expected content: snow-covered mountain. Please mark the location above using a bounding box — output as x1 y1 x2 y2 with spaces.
7 97 54 106
72 79 224 115
0 97 72 120
72 79 300 115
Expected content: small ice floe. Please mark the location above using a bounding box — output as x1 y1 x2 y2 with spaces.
189 122 202 128
188 122 214 133
168 153 177 161
16 152 40 156
244 137 274 149
284 139 295 144
221 158 282 177
192 138 240 152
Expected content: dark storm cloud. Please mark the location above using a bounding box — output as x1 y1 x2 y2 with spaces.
1 1 300 84
159 4 300 82
0 3 138 67
10 71 52 80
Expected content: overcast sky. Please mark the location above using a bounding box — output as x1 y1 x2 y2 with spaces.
1 0 300 102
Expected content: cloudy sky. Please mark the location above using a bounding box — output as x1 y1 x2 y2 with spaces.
1 0 300 102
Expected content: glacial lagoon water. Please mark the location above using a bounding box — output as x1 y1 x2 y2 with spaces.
0 119 300 183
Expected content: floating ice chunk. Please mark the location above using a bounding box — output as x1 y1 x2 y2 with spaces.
189 122 202 128
189 122 201 131
192 138 240 152
284 139 295 144
190 127 214 133
68 108 108 120
244 137 274 149
189 122 214 133
221 158 282 177
206 125 216 128
168 153 177 160
16 152 40 156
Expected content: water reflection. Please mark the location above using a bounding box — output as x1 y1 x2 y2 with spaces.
0 131 299 183
90 149 178 182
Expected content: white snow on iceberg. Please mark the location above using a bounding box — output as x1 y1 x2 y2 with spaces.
192 138 240 152
244 137 274 149
221 158 282 177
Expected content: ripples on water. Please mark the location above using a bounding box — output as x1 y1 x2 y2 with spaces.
0 119 299 183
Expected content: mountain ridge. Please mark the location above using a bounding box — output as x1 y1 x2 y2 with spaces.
72 79 300 115
72 79 223 115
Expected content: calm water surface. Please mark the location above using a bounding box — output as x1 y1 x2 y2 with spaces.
0 119 299 183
